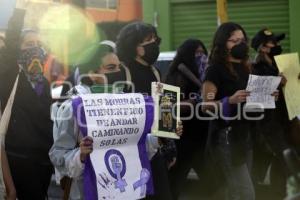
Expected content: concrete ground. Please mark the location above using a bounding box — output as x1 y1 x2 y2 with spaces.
47 171 286 200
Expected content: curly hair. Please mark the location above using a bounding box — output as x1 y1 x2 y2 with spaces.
116 22 159 66
209 22 251 76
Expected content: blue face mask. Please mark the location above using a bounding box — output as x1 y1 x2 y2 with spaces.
195 54 207 82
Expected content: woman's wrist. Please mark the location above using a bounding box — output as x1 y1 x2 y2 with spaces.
221 97 232 121
80 153 86 163
228 96 234 104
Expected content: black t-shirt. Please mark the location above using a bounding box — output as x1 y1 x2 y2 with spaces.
205 62 249 100
205 63 252 164
252 60 279 76
205 62 249 124
126 60 159 95
252 60 289 138
165 66 209 140
1 70 53 164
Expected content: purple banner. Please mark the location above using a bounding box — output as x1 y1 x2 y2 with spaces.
138 95 154 195
72 97 98 200
72 94 154 199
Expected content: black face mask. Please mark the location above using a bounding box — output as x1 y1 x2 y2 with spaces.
269 45 283 57
105 70 125 85
141 42 160 65
230 42 249 60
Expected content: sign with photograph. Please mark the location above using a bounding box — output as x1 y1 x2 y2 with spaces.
151 82 180 139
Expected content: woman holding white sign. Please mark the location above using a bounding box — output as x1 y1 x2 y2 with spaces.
202 22 254 200
49 42 123 200
202 22 281 200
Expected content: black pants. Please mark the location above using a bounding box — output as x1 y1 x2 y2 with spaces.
252 118 289 199
210 124 255 200
214 145 254 200
168 136 207 200
7 154 53 200
145 152 173 200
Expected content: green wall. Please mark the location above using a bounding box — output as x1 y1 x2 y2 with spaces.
144 0 300 54
289 0 300 54
143 0 172 51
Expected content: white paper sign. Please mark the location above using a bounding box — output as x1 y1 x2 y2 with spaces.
246 75 281 109
75 93 153 200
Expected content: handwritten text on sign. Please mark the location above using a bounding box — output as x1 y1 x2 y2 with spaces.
79 93 152 200
246 75 281 109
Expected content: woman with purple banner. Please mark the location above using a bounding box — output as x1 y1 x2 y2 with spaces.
49 42 123 200
50 39 174 200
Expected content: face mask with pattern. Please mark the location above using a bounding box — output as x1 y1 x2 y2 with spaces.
18 47 46 95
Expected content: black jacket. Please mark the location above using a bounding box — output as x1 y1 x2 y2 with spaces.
166 63 208 140
252 59 289 153
0 9 53 164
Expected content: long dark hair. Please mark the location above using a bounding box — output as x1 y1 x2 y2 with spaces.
116 22 159 66
169 39 207 76
209 22 251 76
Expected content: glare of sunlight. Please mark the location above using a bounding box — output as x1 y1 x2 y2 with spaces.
39 4 100 68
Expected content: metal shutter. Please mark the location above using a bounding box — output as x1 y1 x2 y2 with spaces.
170 0 289 52
228 0 290 52
170 0 217 50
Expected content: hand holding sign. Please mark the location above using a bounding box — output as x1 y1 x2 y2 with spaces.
279 72 287 86
229 90 250 104
175 121 183 137
73 93 154 199
271 90 280 101
80 136 93 163
151 82 181 139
